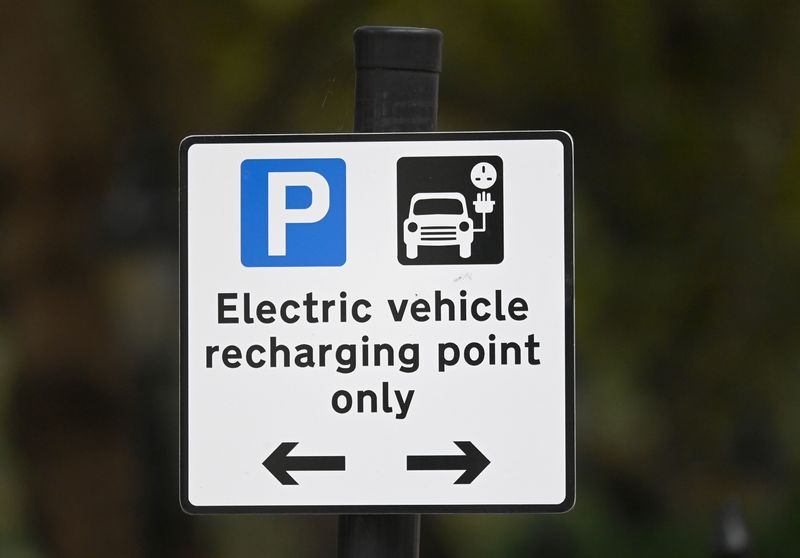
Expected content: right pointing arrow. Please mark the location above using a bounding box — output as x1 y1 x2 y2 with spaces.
407 441 490 484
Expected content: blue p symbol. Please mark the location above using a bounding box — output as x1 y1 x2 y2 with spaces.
241 158 346 267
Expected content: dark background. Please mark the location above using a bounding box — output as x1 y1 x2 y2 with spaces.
397 155 504 265
1 1 799 557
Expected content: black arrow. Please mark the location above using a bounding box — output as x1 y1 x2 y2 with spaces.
407 441 490 484
262 442 345 485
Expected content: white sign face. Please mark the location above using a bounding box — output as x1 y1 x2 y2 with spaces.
180 131 574 513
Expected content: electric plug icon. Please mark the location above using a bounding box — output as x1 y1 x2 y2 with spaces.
472 191 495 233
473 191 495 214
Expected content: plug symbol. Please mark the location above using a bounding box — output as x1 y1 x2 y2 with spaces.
473 191 495 214
472 191 495 232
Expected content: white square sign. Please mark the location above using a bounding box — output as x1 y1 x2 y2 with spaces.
180 131 574 513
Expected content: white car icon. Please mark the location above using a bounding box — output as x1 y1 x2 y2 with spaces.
403 192 474 259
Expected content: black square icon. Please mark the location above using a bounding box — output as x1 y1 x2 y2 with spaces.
397 156 504 265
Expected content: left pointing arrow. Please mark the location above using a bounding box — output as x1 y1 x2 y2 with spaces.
262 442 346 485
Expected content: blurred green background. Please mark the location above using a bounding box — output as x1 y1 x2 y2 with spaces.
1 1 799 557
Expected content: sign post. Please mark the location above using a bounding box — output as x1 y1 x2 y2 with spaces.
340 26 442 558
179 25 574 557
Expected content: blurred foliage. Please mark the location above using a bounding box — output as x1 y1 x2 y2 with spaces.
1 0 799 557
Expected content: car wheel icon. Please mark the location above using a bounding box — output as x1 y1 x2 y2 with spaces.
459 242 471 259
407 243 418 259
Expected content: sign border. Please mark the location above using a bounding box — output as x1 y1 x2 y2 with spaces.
179 131 575 514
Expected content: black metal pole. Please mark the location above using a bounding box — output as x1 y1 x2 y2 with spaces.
338 514 421 558
353 26 441 133
337 25 442 558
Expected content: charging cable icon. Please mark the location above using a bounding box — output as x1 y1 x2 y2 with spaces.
402 161 499 260
471 162 497 232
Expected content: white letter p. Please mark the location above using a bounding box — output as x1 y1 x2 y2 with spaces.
267 172 330 256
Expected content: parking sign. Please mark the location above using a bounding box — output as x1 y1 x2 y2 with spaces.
240 158 346 266
180 131 574 513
